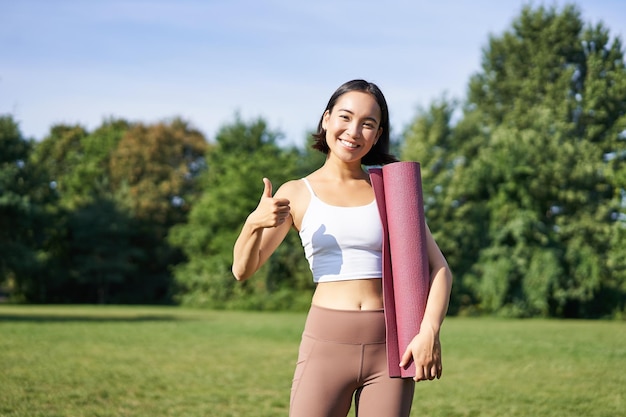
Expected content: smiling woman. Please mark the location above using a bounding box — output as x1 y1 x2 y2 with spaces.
311 80 397 167
231 79 453 417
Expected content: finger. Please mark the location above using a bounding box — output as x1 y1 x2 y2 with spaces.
262 177 272 198
413 367 425 382
399 349 412 369
428 365 437 381
275 198 291 208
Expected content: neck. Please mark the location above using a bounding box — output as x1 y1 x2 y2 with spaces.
321 156 367 180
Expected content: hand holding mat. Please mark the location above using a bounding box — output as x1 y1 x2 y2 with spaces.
370 162 430 378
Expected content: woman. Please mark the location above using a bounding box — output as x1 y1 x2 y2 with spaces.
232 79 453 417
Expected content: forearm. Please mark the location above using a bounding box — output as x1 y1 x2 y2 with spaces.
232 219 264 281
421 265 453 333
401 263 452 377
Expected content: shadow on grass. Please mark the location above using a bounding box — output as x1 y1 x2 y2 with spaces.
0 314 187 323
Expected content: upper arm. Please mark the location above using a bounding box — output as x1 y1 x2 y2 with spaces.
425 222 450 277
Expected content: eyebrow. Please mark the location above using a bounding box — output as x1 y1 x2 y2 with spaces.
337 108 379 124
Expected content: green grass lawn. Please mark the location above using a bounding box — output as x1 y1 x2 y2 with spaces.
0 305 624 417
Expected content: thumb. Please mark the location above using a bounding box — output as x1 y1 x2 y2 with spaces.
399 348 412 369
262 177 273 198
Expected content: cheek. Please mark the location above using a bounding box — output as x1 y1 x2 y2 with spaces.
326 119 344 134
365 129 380 141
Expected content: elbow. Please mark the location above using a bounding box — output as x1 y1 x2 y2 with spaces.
443 261 453 280
430 261 453 287
232 265 250 282
443 263 453 286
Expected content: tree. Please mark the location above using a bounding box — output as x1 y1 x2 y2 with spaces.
401 98 489 314
402 4 626 317
62 118 131 207
19 117 208 304
24 120 141 303
169 115 314 310
0 116 36 287
106 118 209 303
65 198 140 304
30 124 90 196
0 115 57 301
109 118 208 225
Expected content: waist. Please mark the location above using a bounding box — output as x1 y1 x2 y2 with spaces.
303 304 386 344
312 278 383 311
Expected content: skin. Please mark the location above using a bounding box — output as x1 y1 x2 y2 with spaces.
232 91 453 382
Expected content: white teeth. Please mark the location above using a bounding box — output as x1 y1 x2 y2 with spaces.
340 139 357 148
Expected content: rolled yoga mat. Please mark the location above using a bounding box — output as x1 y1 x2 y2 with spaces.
369 161 430 379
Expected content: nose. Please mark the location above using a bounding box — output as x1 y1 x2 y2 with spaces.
346 122 361 138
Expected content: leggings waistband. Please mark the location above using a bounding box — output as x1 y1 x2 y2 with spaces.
303 304 386 344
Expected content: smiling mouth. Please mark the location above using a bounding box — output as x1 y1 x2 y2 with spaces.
339 139 358 149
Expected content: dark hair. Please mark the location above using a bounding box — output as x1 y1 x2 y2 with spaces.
311 79 398 166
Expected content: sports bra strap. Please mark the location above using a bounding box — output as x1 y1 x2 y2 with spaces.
301 178 316 197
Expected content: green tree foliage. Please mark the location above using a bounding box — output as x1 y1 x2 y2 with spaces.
23 119 139 303
5 4 625 317
402 98 489 314
104 118 209 303
29 202 145 305
109 118 208 225
169 116 315 310
12 117 209 304
30 124 90 196
0 116 34 279
64 118 131 206
0 116 57 299
403 4 626 318
29 118 130 208
51 198 140 304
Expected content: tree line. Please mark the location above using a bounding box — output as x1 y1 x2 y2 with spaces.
1 4 625 317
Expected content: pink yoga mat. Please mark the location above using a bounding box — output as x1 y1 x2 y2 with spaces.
370 162 430 378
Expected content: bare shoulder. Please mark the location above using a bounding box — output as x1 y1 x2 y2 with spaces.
274 179 310 230
273 179 304 199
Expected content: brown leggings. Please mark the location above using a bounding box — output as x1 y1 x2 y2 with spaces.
290 305 415 417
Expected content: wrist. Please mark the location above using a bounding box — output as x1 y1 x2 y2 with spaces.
245 212 265 232
420 318 441 335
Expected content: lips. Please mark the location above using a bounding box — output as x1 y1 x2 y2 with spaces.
339 139 358 149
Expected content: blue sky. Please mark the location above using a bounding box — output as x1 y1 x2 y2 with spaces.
1 0 625 147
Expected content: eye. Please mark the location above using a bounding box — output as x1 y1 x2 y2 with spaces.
339 114 350 121
363 122 376 129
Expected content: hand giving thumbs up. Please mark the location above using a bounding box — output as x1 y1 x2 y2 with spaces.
253 178 291 228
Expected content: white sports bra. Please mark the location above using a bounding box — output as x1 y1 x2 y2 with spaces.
298 178 383 283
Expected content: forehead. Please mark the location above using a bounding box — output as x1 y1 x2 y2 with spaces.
333 91 381 119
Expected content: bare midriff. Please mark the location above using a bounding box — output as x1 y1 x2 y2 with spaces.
311 278 384 311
